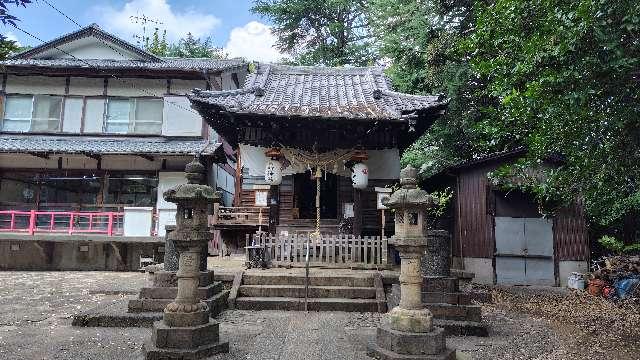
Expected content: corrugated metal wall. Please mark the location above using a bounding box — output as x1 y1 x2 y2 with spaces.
553 200 590 261
454 167 494 258
453 164 590 262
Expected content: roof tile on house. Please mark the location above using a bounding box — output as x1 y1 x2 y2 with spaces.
0 135 221 156
189 64 446 120
0 58 247 73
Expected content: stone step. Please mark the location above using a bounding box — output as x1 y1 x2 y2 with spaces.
422 292 472 305
129 290 229 316
235 296 380 312
425 303 482 322
139 282 223 300
238 284 376 299
242 273 374 287
433 319 489 337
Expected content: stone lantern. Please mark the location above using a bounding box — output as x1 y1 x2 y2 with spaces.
368 165 455 360
142 157 228 359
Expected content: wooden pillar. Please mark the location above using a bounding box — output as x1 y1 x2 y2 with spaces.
268 185 280 234
353 189 363 236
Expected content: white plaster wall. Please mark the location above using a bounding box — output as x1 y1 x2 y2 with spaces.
69 77 104 96
6 75 66 95
108 78 166 97
559 260 589 287
463 257 494 284
156 172 186 236
162 96 202 136
62 97 83 133
123 207 154 236
36 37 141 60
171 80 207 95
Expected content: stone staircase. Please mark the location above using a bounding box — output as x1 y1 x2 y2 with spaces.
233 272 387 312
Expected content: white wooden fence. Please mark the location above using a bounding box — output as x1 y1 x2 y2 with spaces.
246 233 389 269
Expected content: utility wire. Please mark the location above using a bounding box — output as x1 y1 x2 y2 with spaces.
15 2 203 116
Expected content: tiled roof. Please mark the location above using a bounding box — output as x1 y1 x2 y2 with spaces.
189 64 446 120
0 58 247 73
0 135 221 156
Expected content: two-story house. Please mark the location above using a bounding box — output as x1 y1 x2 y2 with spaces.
0 24 247 270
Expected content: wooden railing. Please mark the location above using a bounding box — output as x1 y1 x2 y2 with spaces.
0 210 124 236
213 206 269 228
246 232 388 269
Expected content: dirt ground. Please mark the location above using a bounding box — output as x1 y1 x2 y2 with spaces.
0 271 639 360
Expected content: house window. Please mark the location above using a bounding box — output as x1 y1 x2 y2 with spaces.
2 95 63 132
105 98 163 134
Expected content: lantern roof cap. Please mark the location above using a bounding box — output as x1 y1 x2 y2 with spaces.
163 157 220 203
383 165 435 209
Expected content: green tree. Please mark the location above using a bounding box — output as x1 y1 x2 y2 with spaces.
467 0 640 228
369 0 502 177
0 38 19 59
146 28 168 56
252 0 376 66
166 33 226 59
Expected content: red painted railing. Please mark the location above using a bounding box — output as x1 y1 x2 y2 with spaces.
0 210 125 236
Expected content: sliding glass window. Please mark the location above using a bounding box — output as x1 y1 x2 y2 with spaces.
2 95 63 132
105 98 163 135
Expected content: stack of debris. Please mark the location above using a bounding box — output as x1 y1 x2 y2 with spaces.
589 255 640 303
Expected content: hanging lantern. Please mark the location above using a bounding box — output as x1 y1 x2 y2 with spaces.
351 162 369 189
264 147 283 185
265 158 282 185
350 150 369 189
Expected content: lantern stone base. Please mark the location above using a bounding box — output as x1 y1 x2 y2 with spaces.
142 320 229 360
388 306 433 333
367 324 455 360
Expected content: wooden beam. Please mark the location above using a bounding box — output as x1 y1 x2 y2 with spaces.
29 152 50 159
136 154 155 161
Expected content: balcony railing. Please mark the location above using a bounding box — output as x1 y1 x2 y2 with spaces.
0 210 124 236
212 206 269 228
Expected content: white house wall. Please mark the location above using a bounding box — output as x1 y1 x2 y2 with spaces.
68 77 104 96
162 96 202 136
62 97 83 132
6 75 66 95
35 37 142 60
108 78 166 97
156 171 186 236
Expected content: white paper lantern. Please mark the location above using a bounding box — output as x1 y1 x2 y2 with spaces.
265 158 282 185
351 162 369 189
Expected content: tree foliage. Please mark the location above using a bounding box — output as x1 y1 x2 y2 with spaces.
467 0 640 226
369 0 498 177
371 0 640 231
252 0 376 66
143 29 226 59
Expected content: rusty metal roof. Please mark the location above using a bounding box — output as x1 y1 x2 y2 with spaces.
188 64 446 120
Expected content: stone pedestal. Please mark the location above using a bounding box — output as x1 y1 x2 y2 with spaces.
421 230 450 277
419 230 488 337
368 166 455 360
141 157 229 360
163 225 178 272
143 246 228 359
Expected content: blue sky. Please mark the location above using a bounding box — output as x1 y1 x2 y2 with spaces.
4 0 284 61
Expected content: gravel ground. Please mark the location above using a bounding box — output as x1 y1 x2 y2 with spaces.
1 271 639 360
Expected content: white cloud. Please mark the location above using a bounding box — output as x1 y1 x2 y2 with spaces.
94 0 220 43
224 21 285 63
5 31 20 46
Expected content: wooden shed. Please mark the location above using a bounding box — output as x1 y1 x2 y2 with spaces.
429 149 590 286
